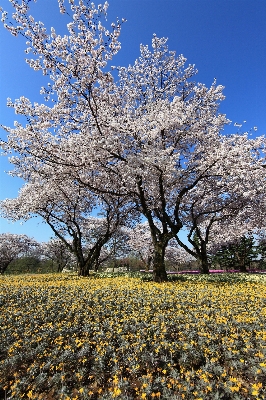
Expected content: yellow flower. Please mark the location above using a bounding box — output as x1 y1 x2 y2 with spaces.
113 387 121 397
251 382 263 395
230 386 240 392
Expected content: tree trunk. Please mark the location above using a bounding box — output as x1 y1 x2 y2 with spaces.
94 261 99 272
239 263 247 273
0 261 11 274
153 244 168 282
77 261 90 277
199 255 210 274
198 242 210 274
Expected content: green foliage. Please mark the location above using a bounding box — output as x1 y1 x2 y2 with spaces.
192 231 200 248
256 240 266 269
7 257 56 274
211 235 260 271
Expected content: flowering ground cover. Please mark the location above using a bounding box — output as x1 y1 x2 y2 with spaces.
0 273 265 399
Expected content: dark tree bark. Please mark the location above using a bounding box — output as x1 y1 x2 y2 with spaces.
0 261 11 274
199 242 210 274
199 255 210 274
152 242 168 282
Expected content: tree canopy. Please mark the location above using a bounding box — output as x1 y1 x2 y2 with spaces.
1 0 265 280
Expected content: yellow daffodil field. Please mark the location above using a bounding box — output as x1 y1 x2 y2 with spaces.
0 273 266 399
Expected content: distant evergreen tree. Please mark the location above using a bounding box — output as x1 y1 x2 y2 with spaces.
211 235 258 272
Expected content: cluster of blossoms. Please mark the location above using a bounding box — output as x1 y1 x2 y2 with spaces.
0 273 265 399
1 0 266 280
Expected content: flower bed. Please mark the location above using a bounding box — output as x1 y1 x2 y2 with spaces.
140 269 266 274
0 273 265 399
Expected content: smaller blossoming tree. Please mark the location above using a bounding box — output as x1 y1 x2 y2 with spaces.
0 233 39 274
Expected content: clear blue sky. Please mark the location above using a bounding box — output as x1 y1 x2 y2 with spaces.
0 0 266 242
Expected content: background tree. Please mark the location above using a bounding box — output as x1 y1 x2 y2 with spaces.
171 135 266 273
0 177 134 276
210 235 258 272
41 238 74 272
127 222 154 270
165 239 196 272
98 227 132 271
256 232 266 270
0 233 38 274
